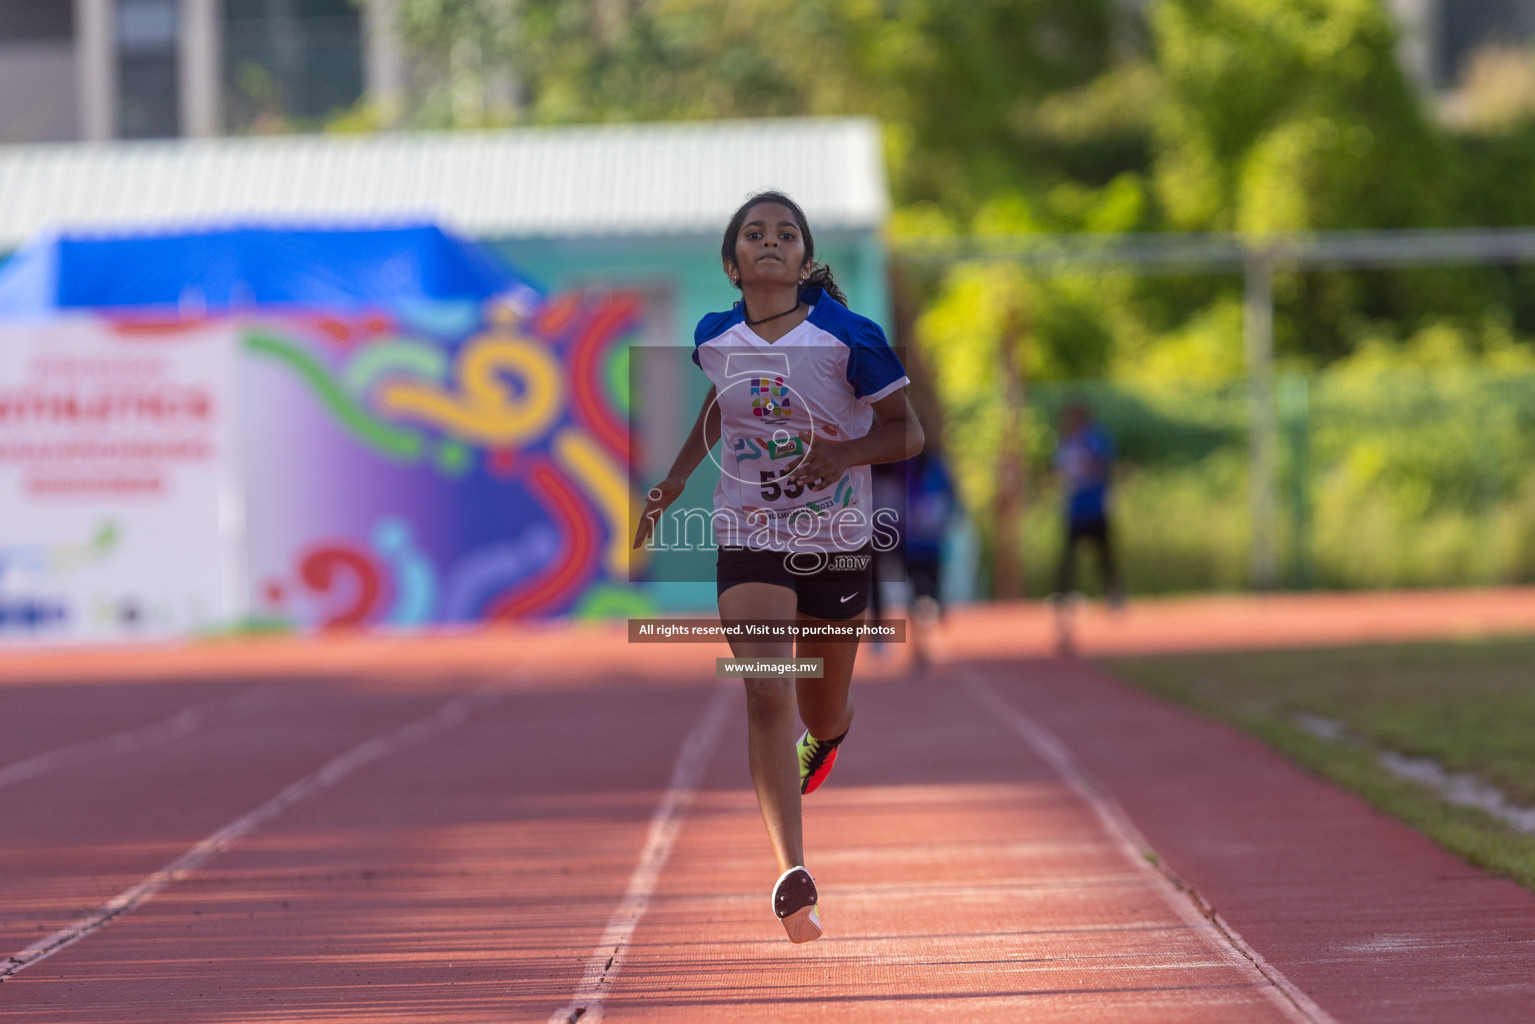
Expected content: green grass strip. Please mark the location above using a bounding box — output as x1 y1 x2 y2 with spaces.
1105 637 1535 891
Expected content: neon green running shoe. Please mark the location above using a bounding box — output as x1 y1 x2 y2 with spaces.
797 728 847 795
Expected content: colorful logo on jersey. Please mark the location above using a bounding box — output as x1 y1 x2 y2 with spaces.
750 377 792 419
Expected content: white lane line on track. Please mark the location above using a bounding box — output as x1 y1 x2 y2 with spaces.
550 681 735 1024
0 686 501 982
958 671 1341 1024
0 684 280 791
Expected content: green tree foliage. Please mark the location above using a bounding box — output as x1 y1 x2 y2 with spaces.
390 0 520 127
394 0 1121 214
1145 0 1498 364
387 0 1535 360
1150 0 1446 233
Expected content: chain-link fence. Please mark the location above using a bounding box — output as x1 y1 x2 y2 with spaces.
981 368 1535 597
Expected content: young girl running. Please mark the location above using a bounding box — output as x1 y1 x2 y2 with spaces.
632 191 923 943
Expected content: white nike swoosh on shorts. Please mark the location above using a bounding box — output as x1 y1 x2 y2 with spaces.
839 593 856 603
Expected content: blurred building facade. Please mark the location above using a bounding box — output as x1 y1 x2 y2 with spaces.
1390 0 1535 89
1 0 393 143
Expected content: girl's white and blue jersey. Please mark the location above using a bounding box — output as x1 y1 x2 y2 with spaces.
692 287 909 553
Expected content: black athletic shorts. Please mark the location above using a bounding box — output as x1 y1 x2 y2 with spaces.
716 543 874 620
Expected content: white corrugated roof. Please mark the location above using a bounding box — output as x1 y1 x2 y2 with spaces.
0 117 888 247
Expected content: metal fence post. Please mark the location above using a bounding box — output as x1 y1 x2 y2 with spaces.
1279 369 1312 589
992 307 1026 599
1244 255 1279 590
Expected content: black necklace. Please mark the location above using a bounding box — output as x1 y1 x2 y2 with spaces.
745 301 802 327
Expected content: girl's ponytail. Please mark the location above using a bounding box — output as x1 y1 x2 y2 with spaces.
801 261 847 307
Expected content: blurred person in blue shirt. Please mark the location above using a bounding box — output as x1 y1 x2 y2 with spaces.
905 451 953 609
1052 400 1125 607
870 449 955 672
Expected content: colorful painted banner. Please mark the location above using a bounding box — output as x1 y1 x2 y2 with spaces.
0 290 655 643
239 290 654 631
0 317 240 642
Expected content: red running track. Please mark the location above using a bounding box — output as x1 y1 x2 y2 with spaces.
1 590 1533 1022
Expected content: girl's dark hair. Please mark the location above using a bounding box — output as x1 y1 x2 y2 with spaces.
720 190 848 306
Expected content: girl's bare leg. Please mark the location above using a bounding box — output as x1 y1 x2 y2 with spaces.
794 610 862 741
719 582 803 872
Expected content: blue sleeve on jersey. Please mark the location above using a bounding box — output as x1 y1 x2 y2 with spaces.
692 307 745 366
800 290 907 400
842 318 907 401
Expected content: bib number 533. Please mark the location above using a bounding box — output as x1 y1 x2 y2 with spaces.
759 469 804 501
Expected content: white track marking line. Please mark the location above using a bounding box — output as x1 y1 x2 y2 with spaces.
958 671 1340 1024
0 683 280 791
0 686 501 982
550 681 735 1024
